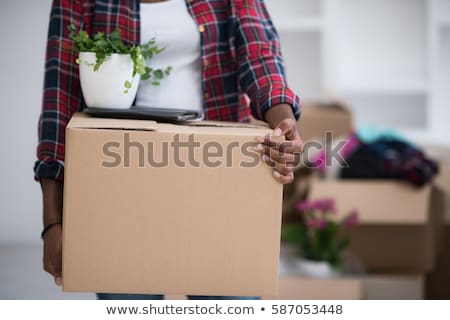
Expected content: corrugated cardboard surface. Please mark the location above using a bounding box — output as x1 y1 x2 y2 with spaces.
309 180 431 225
265 277 363 300
63 113 282 296
309 178 445 272
297 102 352 143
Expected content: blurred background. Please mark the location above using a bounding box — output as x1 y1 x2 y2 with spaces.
0 0 449 299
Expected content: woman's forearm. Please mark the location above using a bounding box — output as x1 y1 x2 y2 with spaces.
40 178 64 226
264 104 296 129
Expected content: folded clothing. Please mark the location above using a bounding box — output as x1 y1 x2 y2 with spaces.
340 138 439 187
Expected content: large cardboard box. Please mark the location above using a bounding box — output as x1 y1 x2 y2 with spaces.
265 277 363 300
62 113 283 296
298 101 352 143
309 179 447 272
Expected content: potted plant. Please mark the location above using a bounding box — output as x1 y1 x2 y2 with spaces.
68 24 172 109
281 198 358 278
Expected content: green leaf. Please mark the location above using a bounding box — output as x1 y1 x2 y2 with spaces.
281 224 303 245
68 25 172 87
109 29 121 41
153 69 164 79
93 32 105 41
124 80 132 89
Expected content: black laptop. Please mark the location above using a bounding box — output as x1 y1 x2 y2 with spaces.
84 106 203 123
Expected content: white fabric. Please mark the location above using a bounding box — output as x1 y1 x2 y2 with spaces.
136 0 203 113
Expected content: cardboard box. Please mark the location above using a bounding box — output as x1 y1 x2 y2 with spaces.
298 101 353 143
434 164 450 224
62 113 283 296
362 274 424 300
265 276 363 300
309 179 447 272
249 100 353 143
426 226 450 299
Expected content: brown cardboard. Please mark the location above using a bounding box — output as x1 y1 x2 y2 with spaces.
426 226 450 299
310 180 432 225
62 113 282 296
249 100 352 143
362 274 424 300
434 163 450 200
298 101 353 143
265 277 363 300
309 179 446 272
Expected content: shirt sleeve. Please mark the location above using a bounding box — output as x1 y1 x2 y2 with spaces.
34 0 85 181
233 0 300 121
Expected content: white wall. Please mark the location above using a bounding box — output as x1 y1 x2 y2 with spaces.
0 0 53 244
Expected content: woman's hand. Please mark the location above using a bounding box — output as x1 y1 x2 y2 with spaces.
257 105 304 184
43 224 63 286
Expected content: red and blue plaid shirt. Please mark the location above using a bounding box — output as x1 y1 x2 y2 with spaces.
35 0 300 181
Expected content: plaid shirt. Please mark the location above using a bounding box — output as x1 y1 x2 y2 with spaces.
35 0 300 181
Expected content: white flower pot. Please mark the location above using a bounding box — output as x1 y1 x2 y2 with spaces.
78 52 140 109
296 259 341 279
279 244 303 276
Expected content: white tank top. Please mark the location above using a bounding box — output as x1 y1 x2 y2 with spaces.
136 0 204 114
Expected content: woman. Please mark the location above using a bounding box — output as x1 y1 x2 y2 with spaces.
35 0 303 300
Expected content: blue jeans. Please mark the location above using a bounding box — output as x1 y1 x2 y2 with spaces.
97 293 260 300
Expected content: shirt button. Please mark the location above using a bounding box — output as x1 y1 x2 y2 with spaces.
204 92 210 99
204 59 209 67
198 25 205 33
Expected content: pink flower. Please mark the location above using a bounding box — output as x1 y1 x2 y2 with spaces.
306 219 328 229
344 209 358 227
313 198 336 213
296 200 314 213
296 198 337 214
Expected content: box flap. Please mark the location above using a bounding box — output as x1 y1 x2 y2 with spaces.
67 112 157 131
66 113 271 135
309 179 432 225
156 122 272 136
185 120 267 129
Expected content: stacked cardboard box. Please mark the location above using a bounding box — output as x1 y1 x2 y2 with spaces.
281 101 450 299
282 100 352 216
297 101 352 143
309 178 447 273
422 145 450 299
